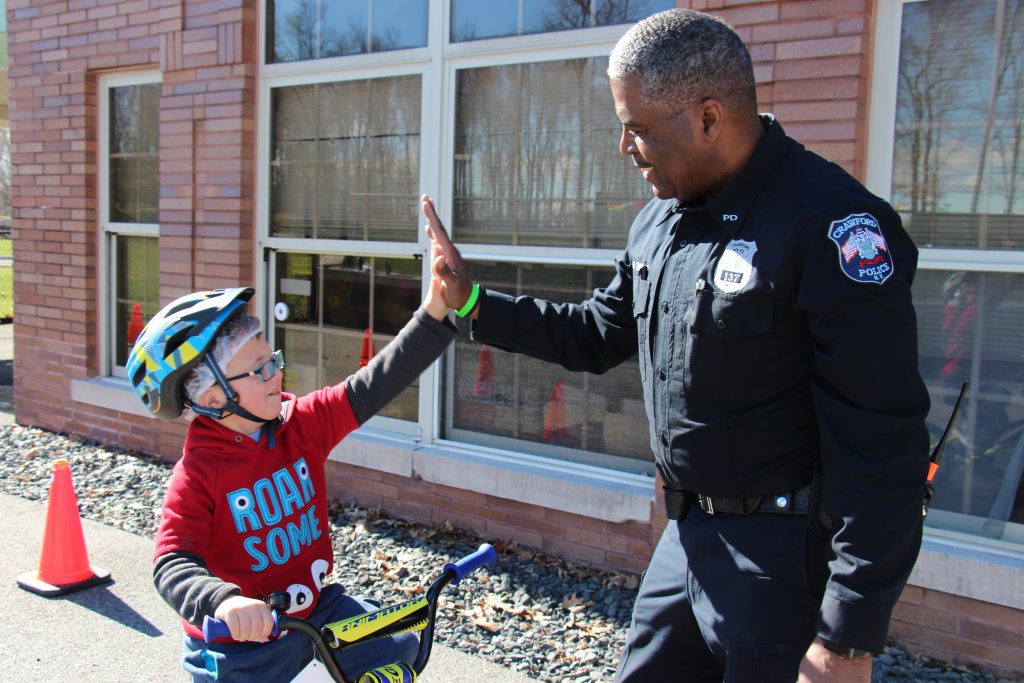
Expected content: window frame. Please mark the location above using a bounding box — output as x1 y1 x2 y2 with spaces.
98 71 162 379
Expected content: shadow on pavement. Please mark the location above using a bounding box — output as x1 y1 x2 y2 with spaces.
61 583 168 638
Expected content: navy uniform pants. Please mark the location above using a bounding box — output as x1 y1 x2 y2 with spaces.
616 506 831 682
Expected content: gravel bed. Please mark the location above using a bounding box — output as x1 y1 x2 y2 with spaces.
1 423 1018 682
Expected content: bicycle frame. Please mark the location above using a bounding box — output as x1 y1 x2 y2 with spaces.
203 543 497 683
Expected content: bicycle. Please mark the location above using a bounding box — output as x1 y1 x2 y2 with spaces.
203 543 498 683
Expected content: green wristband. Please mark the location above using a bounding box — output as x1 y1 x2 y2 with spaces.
456 282 481 318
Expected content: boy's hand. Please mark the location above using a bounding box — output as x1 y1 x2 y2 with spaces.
422 195 475 313
423 274 448 321
214 595 275 642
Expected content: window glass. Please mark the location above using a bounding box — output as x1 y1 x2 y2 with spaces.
450 0 519 41
887 0 1024 543
893 0 1024 248
267 0 428 62
453 59 649 247
444 261 651 472
914 270 1024 535
109 83 160 223
114 235 159 367
450 0 673 42
274 252 422 421
271 77 421 242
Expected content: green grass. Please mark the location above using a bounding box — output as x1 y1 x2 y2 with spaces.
0 267 11 319
0 239 11 319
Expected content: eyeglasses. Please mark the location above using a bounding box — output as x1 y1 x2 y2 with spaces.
225 350 285 383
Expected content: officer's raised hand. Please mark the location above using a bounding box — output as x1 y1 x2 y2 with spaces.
421 195 476 315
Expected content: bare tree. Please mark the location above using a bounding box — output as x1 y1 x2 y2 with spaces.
893 0 981 215
989 1 1024 216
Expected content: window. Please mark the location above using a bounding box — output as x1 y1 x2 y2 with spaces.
873 0 1024 543
450 0 673 42
100 74 161 377
453 59 645 248
273 253 422 421
270 77 421 241
445 261 648 472
260 2 654 468
266 0 429 62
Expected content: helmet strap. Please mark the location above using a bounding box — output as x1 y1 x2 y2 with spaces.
189 355 278 436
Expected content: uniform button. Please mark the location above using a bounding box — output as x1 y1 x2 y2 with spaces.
716 319 726 329
661 302 669 313
659 431 667 446
775 495 790 509
679 240 687 248
657 369 666 381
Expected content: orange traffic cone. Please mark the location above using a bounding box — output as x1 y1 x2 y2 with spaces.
126 303 144 347
543 380 571 446
474 346 495 400
17 460 112 597
359 328 375 368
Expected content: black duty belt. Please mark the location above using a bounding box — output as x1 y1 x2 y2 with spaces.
664 484 812 520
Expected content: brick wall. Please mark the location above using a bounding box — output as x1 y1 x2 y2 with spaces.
694 0 872 178
7 0 257 456
891 585 1024 678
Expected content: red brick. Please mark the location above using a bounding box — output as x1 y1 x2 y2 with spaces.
776 35 863 60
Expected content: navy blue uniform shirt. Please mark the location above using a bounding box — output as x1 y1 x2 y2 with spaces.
471 117 931 652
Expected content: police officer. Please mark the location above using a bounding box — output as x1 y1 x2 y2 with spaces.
424 9 930 683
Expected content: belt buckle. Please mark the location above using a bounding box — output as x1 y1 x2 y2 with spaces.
699 494 715 515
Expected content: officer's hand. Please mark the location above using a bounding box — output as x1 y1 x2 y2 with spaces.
422 195 474 313
214 595 275 642
797 639 871 683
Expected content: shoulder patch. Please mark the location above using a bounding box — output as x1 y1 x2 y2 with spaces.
827 213 893 285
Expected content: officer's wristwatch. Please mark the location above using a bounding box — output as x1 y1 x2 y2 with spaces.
820 637 871 659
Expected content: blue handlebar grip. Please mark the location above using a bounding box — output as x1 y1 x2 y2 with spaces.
203 615 231 642
444 543 497 585
202 612 281 642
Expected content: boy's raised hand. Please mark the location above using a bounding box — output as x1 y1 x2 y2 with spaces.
422 195 475 312
214 595 275 642
423 273 448 321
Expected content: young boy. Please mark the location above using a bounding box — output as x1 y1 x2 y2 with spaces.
127 255 456 681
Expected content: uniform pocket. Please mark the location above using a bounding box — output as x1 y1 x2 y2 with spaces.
684 290 775 403
687 289 773 338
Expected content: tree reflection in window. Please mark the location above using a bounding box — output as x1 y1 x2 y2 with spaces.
267 0 428 62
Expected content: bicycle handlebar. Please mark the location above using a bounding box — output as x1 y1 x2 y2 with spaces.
443 543 497 585
201 543 498 658
202 609 283 642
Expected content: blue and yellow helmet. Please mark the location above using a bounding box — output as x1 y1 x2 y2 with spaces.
126 287 254 421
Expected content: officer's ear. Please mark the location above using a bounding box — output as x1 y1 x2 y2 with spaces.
698 99 724 143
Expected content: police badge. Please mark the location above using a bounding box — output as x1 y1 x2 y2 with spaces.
714 239 757 293
827 213 894 285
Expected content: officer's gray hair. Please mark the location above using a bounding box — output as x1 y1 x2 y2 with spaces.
182 314 263 419
608 9 757 115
